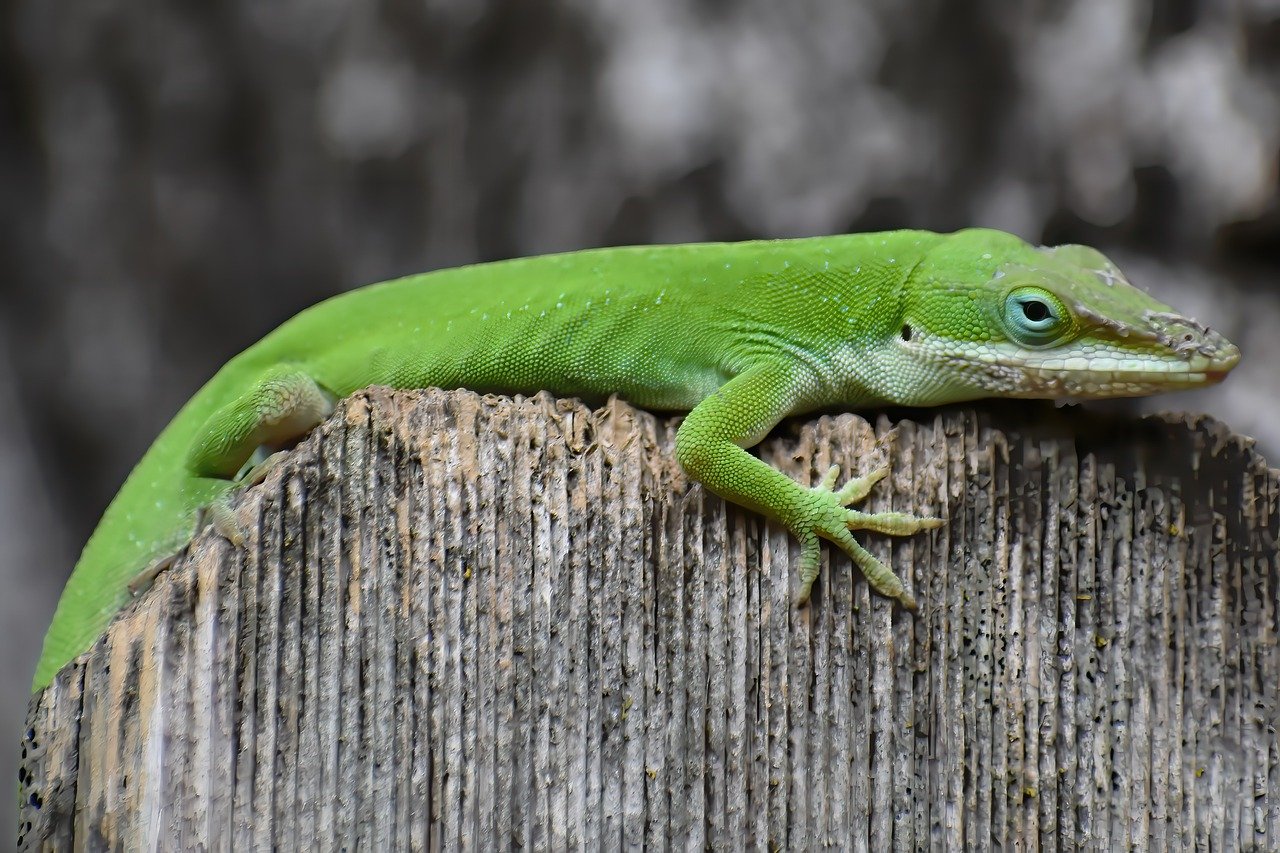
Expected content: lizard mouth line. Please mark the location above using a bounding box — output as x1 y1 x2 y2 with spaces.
939 339 1240 386
943 346 1242 398
983 343 1242 391
1011 364 1236 399
1029 368 1225 384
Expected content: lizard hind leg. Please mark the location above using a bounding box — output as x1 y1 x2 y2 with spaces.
187 365 334 480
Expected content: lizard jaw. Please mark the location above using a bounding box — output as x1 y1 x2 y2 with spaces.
1025 326 1241 399
926 338 1240 401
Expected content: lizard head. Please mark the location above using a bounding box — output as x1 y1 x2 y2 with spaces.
893 228 1240 404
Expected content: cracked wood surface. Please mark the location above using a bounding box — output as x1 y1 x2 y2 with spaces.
18 387 1280 849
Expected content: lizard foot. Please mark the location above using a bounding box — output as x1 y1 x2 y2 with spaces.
794 464 942 610
200 498 247 548
238 449 293 488
195 448 292 552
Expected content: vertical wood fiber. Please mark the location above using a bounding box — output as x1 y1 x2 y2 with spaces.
18 389 1280 850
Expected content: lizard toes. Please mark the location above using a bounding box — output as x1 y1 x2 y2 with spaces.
833 466 890 505
205 500 247 547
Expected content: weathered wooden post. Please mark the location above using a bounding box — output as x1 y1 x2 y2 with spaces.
18 388 1279 849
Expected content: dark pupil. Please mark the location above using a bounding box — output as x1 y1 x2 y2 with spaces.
1021 300 1050 322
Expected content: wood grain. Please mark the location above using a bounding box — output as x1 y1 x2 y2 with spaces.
18 388 1279 850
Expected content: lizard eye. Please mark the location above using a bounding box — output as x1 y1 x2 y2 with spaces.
1003 287 1068 346
1020 299 1050 323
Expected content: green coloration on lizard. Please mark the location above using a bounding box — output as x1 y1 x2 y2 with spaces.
34 228 1240 691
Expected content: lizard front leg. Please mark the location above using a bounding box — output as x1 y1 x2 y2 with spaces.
674 361 941 608
118 367 332 602
185 365 333 542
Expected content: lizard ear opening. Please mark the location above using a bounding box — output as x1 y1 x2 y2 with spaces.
900 324 913 342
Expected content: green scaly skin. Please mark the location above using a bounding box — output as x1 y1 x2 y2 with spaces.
33 228 1240 691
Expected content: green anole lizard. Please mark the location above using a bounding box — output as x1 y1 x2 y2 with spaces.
33 228 1239 691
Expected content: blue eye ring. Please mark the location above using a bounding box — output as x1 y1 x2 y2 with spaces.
1003 287 1068 345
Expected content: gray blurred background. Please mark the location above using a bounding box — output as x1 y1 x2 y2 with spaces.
3 0 1278 841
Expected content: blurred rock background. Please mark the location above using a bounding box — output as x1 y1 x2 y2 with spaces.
2 0 1277 840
